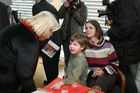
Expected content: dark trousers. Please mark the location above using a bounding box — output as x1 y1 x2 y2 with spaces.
0 87 18 93
62 40 70 68
87 71 116 92
41 44 61 84
119 65 138 93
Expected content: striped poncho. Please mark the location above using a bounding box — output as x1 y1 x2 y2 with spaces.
85 37 119 74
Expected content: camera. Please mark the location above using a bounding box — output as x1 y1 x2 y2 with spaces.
68 0 77 10
98 0 119 20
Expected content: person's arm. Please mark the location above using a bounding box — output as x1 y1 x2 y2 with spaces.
52 56 87 89
51 81 64 90
32 4 39 16
107 2 137 40
72 3 87 25
103 45 119 75
63 58 85 85
15 39 38 92
58 2 69 19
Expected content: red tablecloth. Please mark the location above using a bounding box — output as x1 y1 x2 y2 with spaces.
44 77 91 93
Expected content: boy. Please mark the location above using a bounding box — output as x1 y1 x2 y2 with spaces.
51 33 88 90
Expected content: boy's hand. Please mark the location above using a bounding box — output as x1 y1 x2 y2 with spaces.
51 81 64 90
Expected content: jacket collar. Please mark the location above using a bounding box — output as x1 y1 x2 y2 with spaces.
21 20 38 39
88 37 105 48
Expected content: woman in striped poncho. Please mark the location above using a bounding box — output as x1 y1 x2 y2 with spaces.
85 20 119 93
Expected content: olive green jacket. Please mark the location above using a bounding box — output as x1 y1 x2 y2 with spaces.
63 54 88 86
58 1 87 40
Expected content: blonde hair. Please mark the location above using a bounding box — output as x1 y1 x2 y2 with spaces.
24 11 60 37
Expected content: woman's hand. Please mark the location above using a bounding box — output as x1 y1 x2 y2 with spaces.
92 68 104 77
51 81 64 90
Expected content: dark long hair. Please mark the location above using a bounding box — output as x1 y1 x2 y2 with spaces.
85 20 103 40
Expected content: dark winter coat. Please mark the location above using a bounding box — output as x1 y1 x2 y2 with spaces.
107 0 140 65
0 1 10 31
0 22 40 93
58 1 87 40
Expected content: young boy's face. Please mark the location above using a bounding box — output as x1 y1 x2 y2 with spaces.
69 40 84 56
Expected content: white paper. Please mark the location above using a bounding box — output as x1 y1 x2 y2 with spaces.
42 40 60 58
32 90 47 93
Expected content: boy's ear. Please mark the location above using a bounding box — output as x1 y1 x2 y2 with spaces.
80 45 85 51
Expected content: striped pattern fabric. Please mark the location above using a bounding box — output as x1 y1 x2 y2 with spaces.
85 37 119 74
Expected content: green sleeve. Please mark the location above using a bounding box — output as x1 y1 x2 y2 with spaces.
63 57 85 85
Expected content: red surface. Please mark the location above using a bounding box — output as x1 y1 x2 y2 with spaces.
44 77 91 93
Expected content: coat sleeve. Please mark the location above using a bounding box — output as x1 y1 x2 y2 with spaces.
15 39 38 92
32 4 39 16
73 4 87 26
107 2 137 40
58 4 67 19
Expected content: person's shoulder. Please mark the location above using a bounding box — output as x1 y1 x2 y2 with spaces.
3 23 20 30
80 1 86 6
32 2 39 9
14 22 24 27
80 54 88 65
40 0 53 6
78 54 87 61
104 39 114 48
0 1 7 7
79 2 87 10
104 39 110 43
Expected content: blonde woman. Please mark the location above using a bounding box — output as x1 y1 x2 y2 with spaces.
0 11 60 93
32 0 62 86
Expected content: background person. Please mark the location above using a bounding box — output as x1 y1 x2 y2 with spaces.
58 0 87 68
0 11 60 93
107 0 140 92
32 0 62 85
0 1 10 31
84 20 119 93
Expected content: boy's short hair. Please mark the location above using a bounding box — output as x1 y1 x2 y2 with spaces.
70 33 88 51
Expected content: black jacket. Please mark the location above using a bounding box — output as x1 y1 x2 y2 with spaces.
32 0 61 48
0 23 39 93
0 1 10 31
107 0 140 65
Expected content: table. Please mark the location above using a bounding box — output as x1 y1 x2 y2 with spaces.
44 77 91 93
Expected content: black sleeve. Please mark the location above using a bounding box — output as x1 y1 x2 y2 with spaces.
32 4 39 16
58 4 67 19
15 38 38 92
107 2 137 40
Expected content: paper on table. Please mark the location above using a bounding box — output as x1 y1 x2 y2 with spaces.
32 90 47 93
